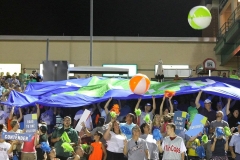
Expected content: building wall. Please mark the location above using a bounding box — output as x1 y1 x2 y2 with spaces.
0 37 234 78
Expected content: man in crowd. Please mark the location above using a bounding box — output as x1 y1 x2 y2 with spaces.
195 91 216 122
123 125 149 160
51 116 78 160
158 123 186 160
120 113 136 140
135 96 156 125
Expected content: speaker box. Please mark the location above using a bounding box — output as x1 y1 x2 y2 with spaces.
43 61 68 81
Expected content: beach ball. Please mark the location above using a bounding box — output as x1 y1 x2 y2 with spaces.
188 6 212 30
129 74 150 95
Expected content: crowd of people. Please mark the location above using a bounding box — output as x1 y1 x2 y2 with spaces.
0 69 240 160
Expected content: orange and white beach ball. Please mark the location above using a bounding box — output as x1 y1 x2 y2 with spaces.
129 74 150 95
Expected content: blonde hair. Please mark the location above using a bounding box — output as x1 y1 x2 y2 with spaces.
152 114 161 126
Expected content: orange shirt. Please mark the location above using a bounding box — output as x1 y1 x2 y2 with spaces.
7 119 12 131
88 142 103 160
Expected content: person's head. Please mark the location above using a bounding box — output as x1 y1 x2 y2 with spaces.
166 123 176 136
140 123 150 134
112 121 121 134
204 99 212 110
125 113 135 123
12 74 16 79
222 72 227 77
23 68 26 73
47 147 57 160
132 125 141 138
0 124 7 131
217 71 221 76
39 125 48 135
152 114 161 126
233 109 239 118
4 82 9 88
163 115 172 123
63 116 72 128
10 119 19 129
216 102 223 111
32 70 36 74
74 146 84 157
162 107 170 116
216 111 224 119
93 131 103 141
232 70 236 75
144 103 152 112
6 72 10 76
97 117 105 127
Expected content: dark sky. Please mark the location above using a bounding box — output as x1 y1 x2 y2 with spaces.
0 0 202 37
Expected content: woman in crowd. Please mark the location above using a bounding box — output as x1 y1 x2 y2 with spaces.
159 96 173 120
103 120 126 160
21 130 39 160
45 147 60 160
152 114 162 132
140 122 159 160
210 127 229 160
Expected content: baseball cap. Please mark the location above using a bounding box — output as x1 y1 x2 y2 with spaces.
40 125 48 133
145 103 151 106
173 100 178 105
204 99 211 104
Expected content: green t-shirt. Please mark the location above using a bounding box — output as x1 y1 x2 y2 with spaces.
188 106 198 122
52 127 79 158
229 75 239 79
19 73 29 83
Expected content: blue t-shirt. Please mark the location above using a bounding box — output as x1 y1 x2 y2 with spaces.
120 123 136 140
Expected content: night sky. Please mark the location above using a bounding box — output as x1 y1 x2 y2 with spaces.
0 0 202 37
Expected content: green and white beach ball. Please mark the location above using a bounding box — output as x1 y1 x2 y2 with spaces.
188 6 212 30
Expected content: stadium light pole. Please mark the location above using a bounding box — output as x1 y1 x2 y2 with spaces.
90 0 93 66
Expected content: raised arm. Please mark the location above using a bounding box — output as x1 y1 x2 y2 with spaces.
211 137 217 151
226 98 231 116
159 96 166 116
104 98 112 115
135 97 142 110
195 91 202 109
169 96 173 114
103 122 112 141
151 96 156 114
17 108 23 122
36 104 40 119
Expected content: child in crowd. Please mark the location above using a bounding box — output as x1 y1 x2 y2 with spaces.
88 131 107 160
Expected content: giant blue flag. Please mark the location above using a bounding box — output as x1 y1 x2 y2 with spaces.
1 76 240 107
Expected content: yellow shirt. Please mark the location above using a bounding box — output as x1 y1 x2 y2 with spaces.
187 138 200 156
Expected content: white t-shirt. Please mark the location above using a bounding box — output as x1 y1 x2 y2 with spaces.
74 110 93 130
0 141 11 160
41 109 54 125
106 131 125 153
0 110 8 125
